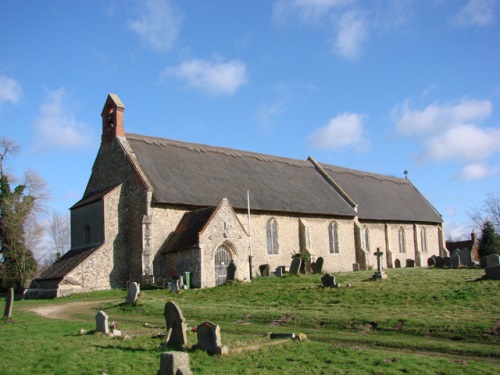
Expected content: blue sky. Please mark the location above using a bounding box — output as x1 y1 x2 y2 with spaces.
0 0 499 243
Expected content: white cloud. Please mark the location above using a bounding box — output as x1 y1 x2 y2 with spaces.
273 0 352 24
333 11 367 61
256 101 287 129
307 112 366 149
392 98 492 135
162 58 247 95
420 124 500 163
444 221 472 241
33 88 95 151
451 0 496 27
0 75 22 106
128 0 182 52
456 163 499 180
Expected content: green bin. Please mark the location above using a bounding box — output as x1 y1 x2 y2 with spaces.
184 272 191 289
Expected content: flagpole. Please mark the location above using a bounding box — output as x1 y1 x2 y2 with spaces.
247 190 253 281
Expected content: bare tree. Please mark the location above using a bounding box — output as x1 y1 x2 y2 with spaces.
469 192 500 232
48 211 70 261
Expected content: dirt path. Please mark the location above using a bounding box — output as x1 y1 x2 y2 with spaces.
27 300 116 320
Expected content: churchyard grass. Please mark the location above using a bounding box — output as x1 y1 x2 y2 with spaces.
1 268 499 374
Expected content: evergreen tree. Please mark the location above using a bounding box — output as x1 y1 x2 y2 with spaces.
478 221 500 257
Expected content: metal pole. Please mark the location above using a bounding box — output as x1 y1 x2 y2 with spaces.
247 190 253 281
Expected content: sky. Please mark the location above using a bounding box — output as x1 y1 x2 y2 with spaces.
0 0 499 248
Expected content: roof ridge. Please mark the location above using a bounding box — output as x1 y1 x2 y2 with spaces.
125 132 310 168
321 163 409 185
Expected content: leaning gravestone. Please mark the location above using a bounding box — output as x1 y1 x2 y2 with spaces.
126 282 140 304
427 255 437 267
158 352 192 375
164 301 188 349
486 253 500 267
95 311 109 334
259 264 270 277
321 273 337 288
3 288 14 319
195 321 228 355
312 257 324 274
226 260 236 281
289 257 301 275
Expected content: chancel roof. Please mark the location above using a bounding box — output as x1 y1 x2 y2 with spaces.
37 246 100 281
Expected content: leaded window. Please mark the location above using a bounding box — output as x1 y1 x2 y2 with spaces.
266 218 279 255
329 221 339 253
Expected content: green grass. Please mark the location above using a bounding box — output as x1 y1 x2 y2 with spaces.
1 268 499 374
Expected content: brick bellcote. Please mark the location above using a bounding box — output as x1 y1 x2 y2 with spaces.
101 94 125 144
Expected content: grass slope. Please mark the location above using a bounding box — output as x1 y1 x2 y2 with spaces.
1 268 499 374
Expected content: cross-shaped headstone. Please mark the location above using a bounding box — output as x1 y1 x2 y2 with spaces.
374 248 384 272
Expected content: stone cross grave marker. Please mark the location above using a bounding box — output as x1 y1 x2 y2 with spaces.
312 257 324 274
158 352 192 375
126 282 140 304
195 321 227 355
3 288 14 319
226 260 236 281
289 257 301 275
372 248 388 279
164 301 188 349
95 311 109 334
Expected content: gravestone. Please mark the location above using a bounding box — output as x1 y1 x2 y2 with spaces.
457 249 472 266
312 257 324 274
259 264 270 277
275 266 284 277
372 249 388 279
427 255 437 267
450 253 461 269
126 282 140 304
435 256 444 268
352 263 360 271
3 288 14 319
443 257 451 267
95 311 109 334
486 253 500 267
484 265 500 280
169 279 181 293
158 352 192 375
164 301 188 349
226 260 236 281
321 273 338 288
394 259 401 269
480 256 488 268
195 321 228 355
406 259 415 268
289 257 301 275
269 333 296 339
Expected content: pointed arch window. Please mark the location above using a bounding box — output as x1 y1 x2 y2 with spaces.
361 225 370 251
329 221 339 253
398 227 406 253
420 227 428 253
266 218 279 255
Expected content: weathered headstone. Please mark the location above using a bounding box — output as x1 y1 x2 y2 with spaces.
443 257 451 267
486 253 500 267
195 321 228 355
321 273 338 288
3 288 14 319
226 260 236 281
372 249 388 279
126 282 140 304
312 257 324 274
289 257 301 275
394 259 401 269
158 352 192 375
450 253 461 269
406 259 415 268
435 256 444 268
275 266 284 277
352 263 360 271
427 255 437 267
169 279 181 293
164 301 188 349
259 264 270 277
457 249 472 267
484 265 500 280
95 311 109 334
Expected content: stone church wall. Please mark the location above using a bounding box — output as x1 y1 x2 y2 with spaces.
71 200 104 249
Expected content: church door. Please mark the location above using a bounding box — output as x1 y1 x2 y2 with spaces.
214 245 232 286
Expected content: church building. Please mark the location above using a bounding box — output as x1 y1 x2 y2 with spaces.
27 94 446 298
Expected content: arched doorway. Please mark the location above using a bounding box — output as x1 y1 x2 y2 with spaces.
214 244 232 286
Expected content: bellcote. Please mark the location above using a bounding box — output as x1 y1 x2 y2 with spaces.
101 94 125 144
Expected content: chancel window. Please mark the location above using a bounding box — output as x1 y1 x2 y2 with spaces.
266 218 279 255
329 221 339 253
398 227 406 253
420 227 428 253
84 225 91 244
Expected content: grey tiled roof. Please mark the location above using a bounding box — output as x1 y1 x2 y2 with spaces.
37 246 100 281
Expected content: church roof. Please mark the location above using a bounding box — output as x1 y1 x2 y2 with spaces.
125 133 357 217
36 246 100 280
124 133 442 223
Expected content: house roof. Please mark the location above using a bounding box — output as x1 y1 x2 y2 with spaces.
37 246 100 281
125 133 357 217
320 163 443 223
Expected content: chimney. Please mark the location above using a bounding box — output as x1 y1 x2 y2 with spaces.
101 94 125 144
